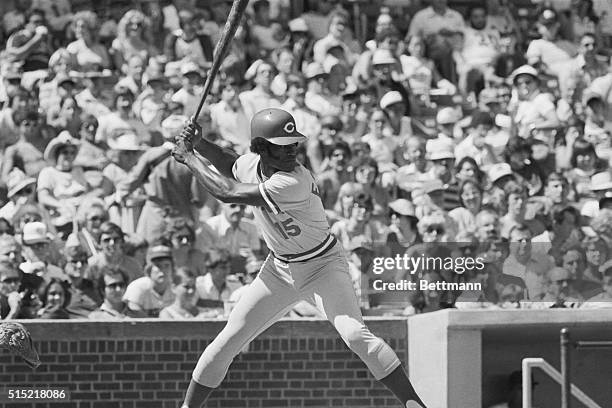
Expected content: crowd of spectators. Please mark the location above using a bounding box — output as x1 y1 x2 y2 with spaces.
1 0 612 321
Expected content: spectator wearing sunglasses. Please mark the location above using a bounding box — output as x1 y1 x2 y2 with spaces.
86 222 142 284
203 203 261 258
166 217 207 278
123 240 175 317
530 267 583 308
89 265 145 320
64 238 101 318
73 114 110 172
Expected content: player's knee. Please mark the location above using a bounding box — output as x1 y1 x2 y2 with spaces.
340 325 371 351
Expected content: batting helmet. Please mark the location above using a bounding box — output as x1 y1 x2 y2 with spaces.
251 108 307 145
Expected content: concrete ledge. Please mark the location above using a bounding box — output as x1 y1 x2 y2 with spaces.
15 316 409 341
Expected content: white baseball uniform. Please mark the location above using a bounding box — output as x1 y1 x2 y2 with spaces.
192 153 401 387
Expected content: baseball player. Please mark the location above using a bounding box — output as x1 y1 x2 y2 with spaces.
172 108 427 408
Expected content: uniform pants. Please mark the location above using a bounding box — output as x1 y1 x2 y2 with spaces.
192 243 401 387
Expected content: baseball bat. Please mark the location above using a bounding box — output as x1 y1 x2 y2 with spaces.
192 0 250 122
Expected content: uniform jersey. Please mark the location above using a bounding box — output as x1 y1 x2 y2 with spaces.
232 153 333 261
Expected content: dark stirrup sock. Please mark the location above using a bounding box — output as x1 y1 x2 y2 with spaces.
379 366 427 408
181 379 215 408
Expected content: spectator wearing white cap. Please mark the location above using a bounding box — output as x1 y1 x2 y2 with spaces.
371 49 410 103
116 114 208 242
425 138 461 211
288 17 315 71
353 27 401 87
579 170 612 222
435 106 462 141
20 221 66 279
304 61 341 117
379 90 411 139
395 136 431 197
508 65 560 139
239 60 281 121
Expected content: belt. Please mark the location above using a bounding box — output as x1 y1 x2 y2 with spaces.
273 234 337 263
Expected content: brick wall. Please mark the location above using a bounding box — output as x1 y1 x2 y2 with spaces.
0 318 408 408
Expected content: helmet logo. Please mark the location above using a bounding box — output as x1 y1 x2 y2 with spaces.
283 122 295 133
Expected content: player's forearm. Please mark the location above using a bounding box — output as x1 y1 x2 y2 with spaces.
184 153 237 202
196 138 239 179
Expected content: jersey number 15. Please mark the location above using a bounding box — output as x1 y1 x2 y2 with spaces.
273 218 301 239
